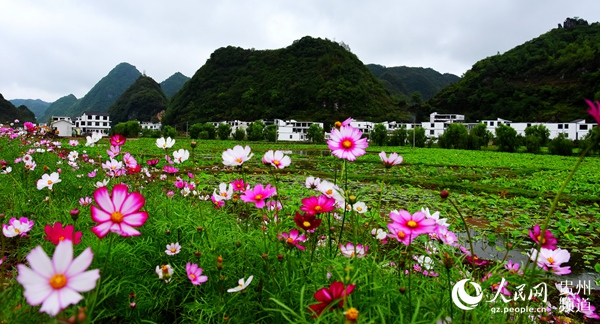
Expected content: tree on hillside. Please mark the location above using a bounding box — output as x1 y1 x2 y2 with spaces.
202 123 216 139
524 124 550 154
246 120 265 141
408 127 426 147
468 123 492 150
306 124 324 143
548 134 573 156
494 124 518 152
438 123 469 149
370 123 388 146
265 124 278 142
189 123 203 139
389 127 408 146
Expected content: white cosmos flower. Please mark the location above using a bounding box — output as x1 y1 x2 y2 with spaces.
353 201 368 214
227 275 253 293
156 137 175 149
36 172 61 190
421 207 448 227
212 183 233 201
95 179 109 188
172 149 190 164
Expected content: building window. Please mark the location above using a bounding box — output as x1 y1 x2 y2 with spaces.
430 123 435 128
430 130 434 135
103 122 107 126
95 115 100 120
95 122 99 126
490 121 495 126
580 125 588 130
558 124 563 129
527 123 531 127
289 135 292 139
564 124 569 129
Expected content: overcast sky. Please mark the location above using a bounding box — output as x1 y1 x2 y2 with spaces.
1 1 599 103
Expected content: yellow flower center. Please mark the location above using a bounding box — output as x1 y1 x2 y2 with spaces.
58 236 65 241
47 180 53 185
547 257 555 264
326 189 333 195
397 231 405 239
171 248 177 253
49 274 67 289
303 221 311 228
15 228 20 233
286 238 294 244
406 220 418 228
314 206 322 212
342 140 353 149
254 194 263 201
345 307 359 320
334 121 342 128
273 160 280 166
235 158 242 163
537 235 546 244
190 274 196 280
162 143 167 148
161 265 169 273
357 207 363 212
111 211 124 223
221 192 228 197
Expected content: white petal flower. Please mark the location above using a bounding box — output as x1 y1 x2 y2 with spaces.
227 275 253 292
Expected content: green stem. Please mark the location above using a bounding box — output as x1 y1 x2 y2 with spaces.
448 198 477 276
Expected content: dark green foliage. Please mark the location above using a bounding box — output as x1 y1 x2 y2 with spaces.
217 123 232 140
188 123 204 139
389 127 408 146
306 124 325 143
9 99 50 120
108 75 168 125
0 93 36 123
67 63 141 117
524 124 550 146
202 123 216 140
468 123 492 150
40 94 78 123
578 126 599 155
367 64 460 101
141 128 161 138
264 124 278 142
548 134 574 156
198 131 209 139
233 128 246 141
438 123 469 149
246 120 265 141
494 124 519 152
525 135 542 154
163 125 177 138
371 123 388 146
164 37 405 129
160 72 190 99
113 121 141 137
407 127 426 147
428 22 600 122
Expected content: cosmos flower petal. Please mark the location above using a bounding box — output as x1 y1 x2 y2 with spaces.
67 269 100 292
91 222 112 238
26 246 54 279
122 212 149 227
65 247 94 277
38 291 62 317
111 184 129 212
52 240 74 274
93 186 115 213
91 206 112 222
120 192 146 215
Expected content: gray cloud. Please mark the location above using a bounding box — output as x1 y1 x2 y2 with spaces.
1 0 598 102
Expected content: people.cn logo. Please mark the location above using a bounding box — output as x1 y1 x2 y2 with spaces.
451 279 484 310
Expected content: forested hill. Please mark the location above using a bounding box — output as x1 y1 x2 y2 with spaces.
40 95 78 124
160 72 189 99
427 18 600 122
9 99 50 120
367 65 460 101
108 75 168 125
164 36 403 128
0 93 36 124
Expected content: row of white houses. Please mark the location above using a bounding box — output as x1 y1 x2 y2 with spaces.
47 113 162 137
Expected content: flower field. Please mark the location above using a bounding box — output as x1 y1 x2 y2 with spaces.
0 120 599 323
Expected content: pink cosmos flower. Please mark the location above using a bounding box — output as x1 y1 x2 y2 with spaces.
389 210 436 237
300 195 336 215
68 140 79 147
3 217 34 238
379 151 403 168
106 145 121 158
240 184 276 208
79 196 93 206
305 176 321 189
262 150 291 169
16 240 100 317
266 200 282 211
387 222 413 245
570 293 600 319
504 260 523 276
434 225 458 246
339 242 368 258
44 223 82 245
146 159 159 166
327 125 368 161
529 247 571 275
585 99 600 125
90 184 149 238
231 179 247 192
186 262 208 285
122 152 137 168
110 134 127 146
308 281 356 317
279 229 307 250
88 170 97 178
211 195 225 209
222 145 253 166
163 165 178 174
491 280 512 297
528 224 557 250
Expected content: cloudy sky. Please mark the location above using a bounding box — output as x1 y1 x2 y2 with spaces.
1 1 599 103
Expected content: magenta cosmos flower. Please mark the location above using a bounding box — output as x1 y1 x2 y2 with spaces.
222 145 253 166
300 195 336 215
389 210 436 237
90 184 149 238
44 222 82 245
279 229 307 250
585 99 600 125
16 240 100 317
528 224 557 250
186 262 208 285
327 125 368 161
379 151 403 168
262 150 291 169
110 134 127 146
240 183 276 208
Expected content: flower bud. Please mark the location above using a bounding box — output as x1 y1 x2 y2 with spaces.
70 209 80 220
440 190 449 199
194 251 201 257
190 141 197 149
399 287 406 294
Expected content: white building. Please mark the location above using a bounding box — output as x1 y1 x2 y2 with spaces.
140 121 161 130
75 112 111 135
429 112 465 123
479 118 596 140
50 119 74 137
276 119 324 141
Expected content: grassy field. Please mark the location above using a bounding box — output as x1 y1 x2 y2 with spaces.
0 135 599 323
